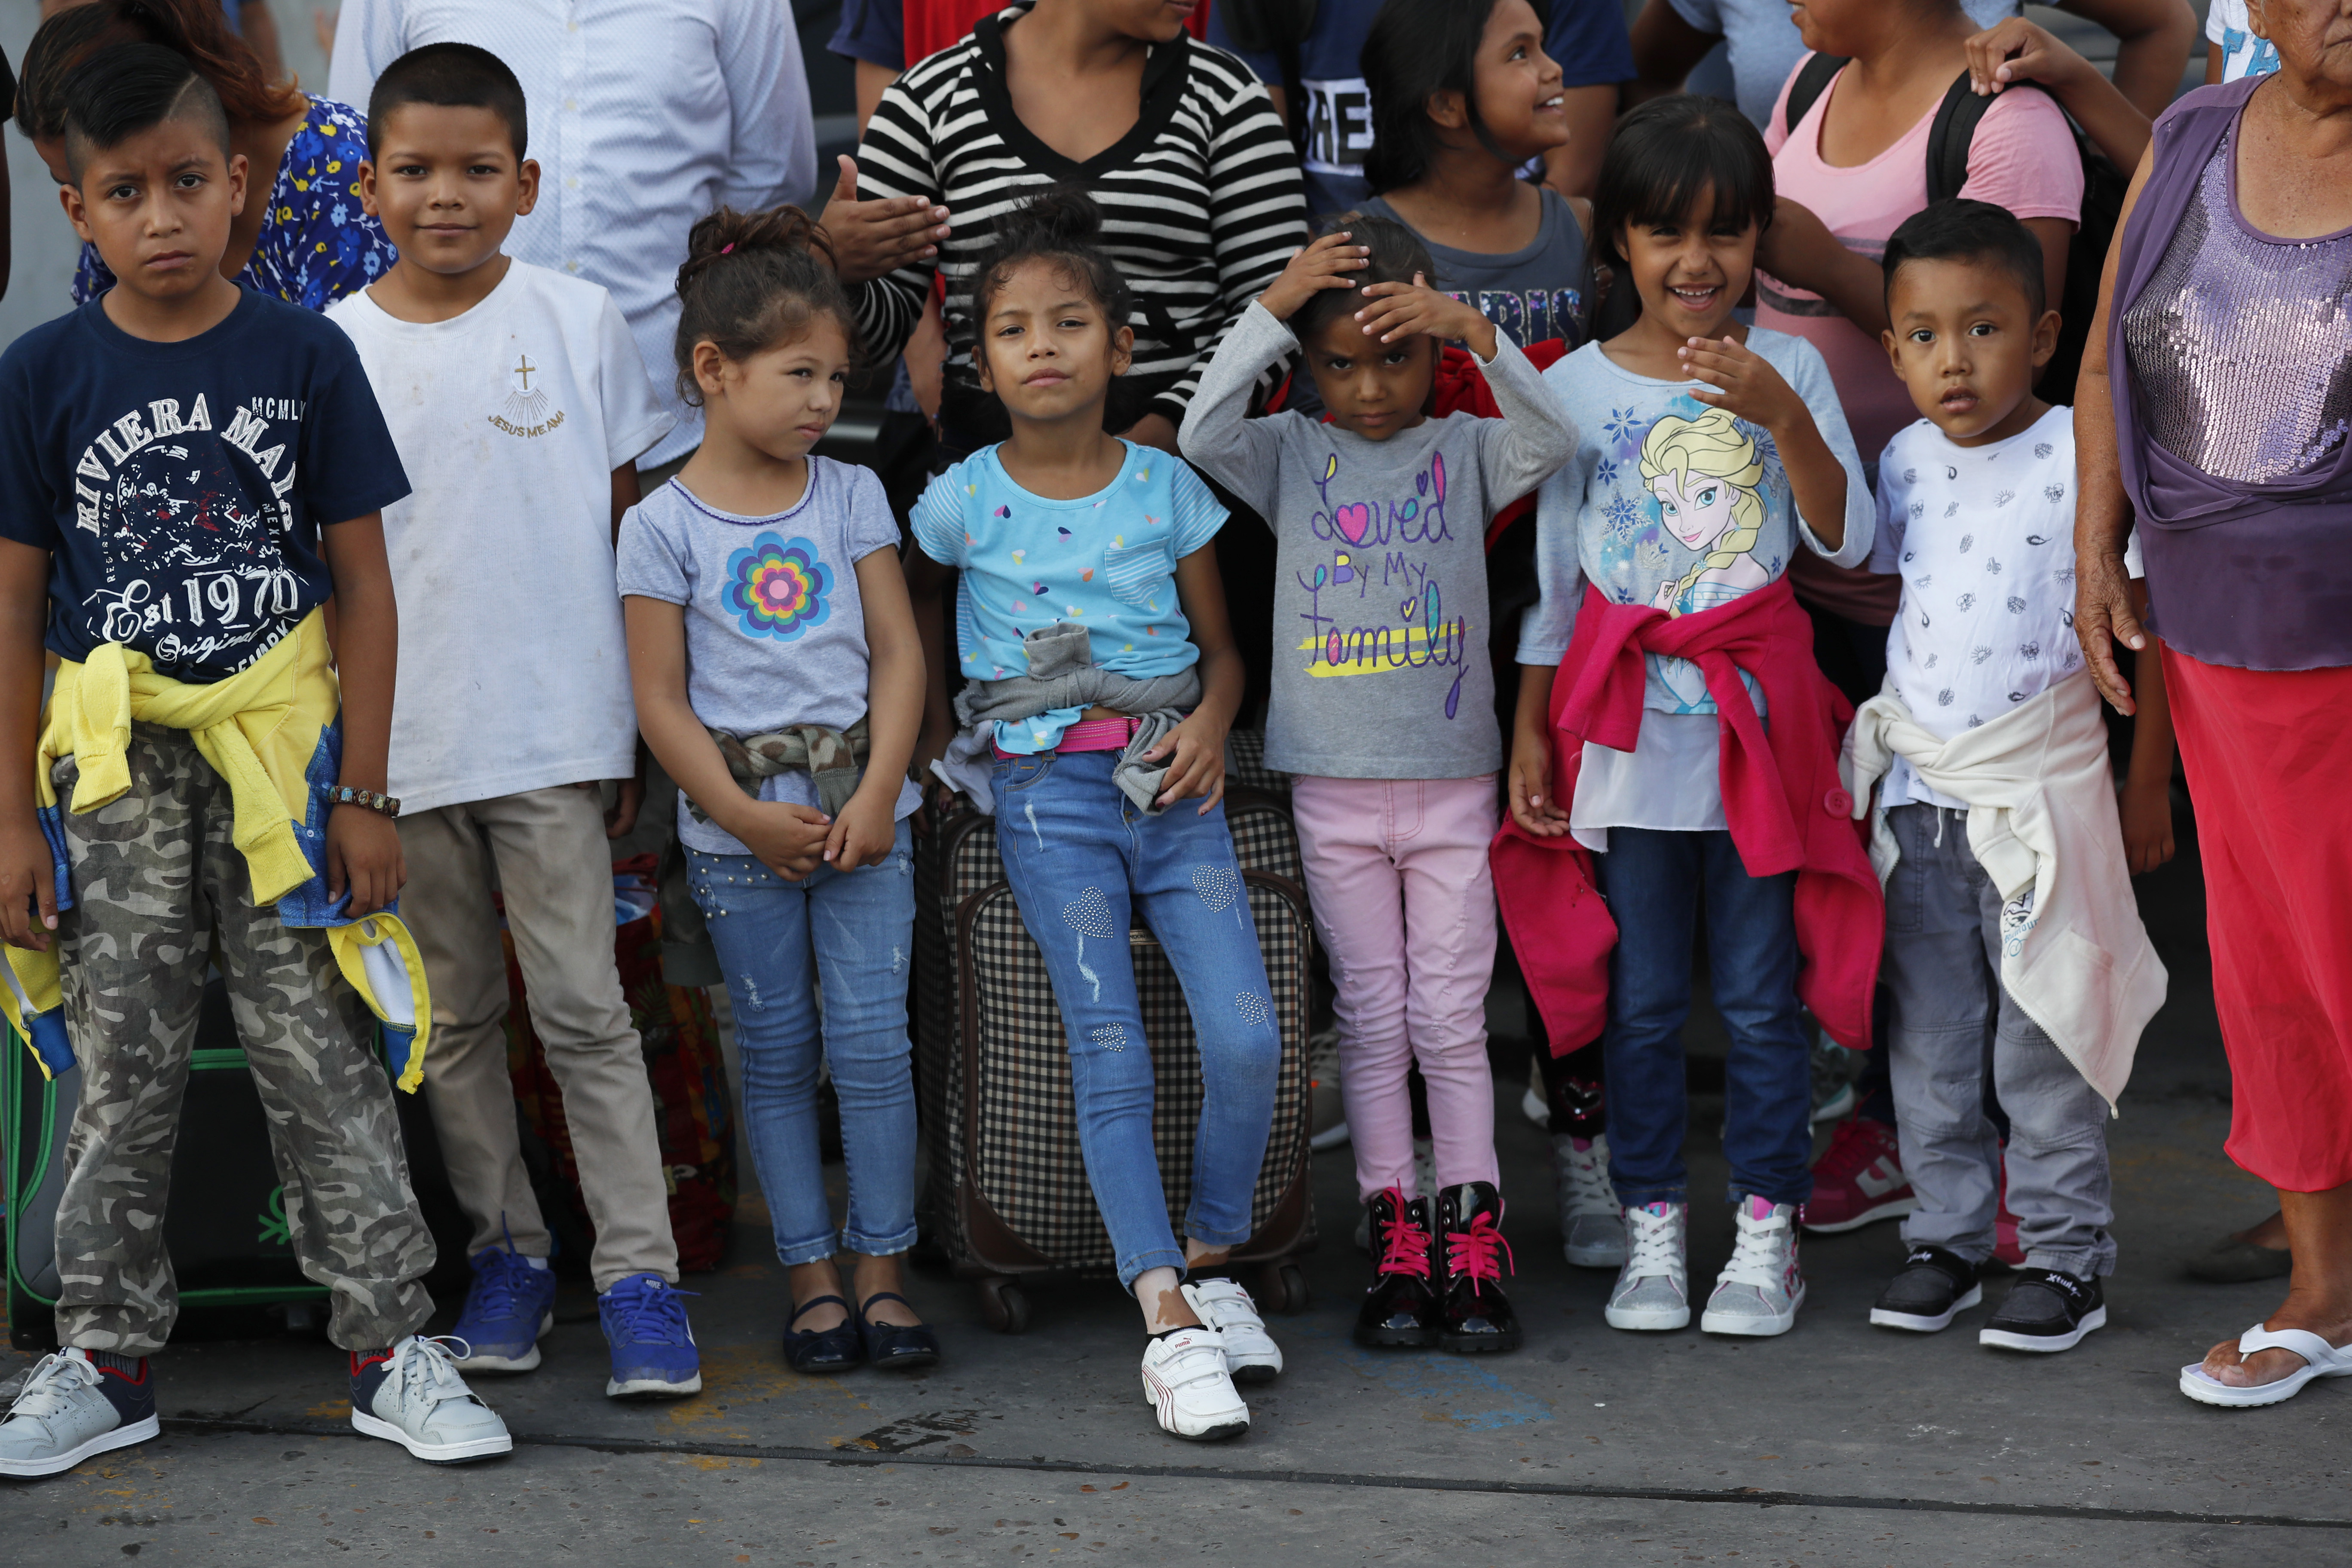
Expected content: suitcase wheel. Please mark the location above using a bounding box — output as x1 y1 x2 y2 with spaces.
1255 1261 1311 1315
977 1275 1032 1335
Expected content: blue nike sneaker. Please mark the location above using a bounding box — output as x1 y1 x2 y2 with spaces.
598 1273 701 1400
448 1245 558 1374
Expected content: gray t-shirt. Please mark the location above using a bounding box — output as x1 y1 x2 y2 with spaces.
1179 302 1577 779
1669 0 2017 129
1361 188 1597 352
614 458 920 855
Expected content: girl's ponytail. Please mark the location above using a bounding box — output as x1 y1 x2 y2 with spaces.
672 204 861 406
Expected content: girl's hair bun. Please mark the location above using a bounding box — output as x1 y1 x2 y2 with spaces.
677 204 838 300
991 186 1106 251
671 203 861 406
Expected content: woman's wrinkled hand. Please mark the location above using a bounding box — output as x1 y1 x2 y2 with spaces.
2074 542 2144 715
1966 17 2092 98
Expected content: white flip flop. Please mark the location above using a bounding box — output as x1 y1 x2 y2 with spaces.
2179 1323 2352 1408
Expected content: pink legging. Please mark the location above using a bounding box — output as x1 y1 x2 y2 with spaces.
1292 775 1501 1204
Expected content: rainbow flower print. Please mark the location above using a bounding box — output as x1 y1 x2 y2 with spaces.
726 533 832 640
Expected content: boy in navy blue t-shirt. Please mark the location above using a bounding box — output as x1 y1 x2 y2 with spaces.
0 45 511 1477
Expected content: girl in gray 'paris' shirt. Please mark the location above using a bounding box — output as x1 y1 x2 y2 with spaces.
1179 215 1575 1359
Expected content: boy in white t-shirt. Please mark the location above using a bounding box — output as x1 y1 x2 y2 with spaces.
1852 200 2173 1357
328 44 699 1401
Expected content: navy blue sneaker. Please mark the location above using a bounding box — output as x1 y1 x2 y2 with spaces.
448 1246 558 1375
598 1274 701 1400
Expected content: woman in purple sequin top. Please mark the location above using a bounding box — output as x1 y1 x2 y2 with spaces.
2075 0 2352 1414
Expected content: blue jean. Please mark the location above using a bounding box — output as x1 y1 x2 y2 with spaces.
990 749 1281 1289
687 821 919 1266
1592 827 1813 1208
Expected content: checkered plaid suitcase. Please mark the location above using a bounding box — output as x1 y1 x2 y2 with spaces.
912 762 1315 1333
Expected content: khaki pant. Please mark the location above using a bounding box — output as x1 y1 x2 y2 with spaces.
400 785 678 1289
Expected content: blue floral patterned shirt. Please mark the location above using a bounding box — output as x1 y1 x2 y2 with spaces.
73 96 395 312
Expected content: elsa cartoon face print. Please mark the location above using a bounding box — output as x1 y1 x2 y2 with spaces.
1652 468 1737 554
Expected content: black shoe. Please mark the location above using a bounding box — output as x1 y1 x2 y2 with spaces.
782 1296 865 1373
1869 1246 1984 1333
1353 1187 1440 1348
1978 1268 2106 1353
855 1292 942 1372
1434 1182 1521 1354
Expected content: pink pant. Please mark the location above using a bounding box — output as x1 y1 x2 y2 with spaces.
1292 775 1501 1204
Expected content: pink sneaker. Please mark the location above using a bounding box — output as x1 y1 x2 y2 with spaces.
1801 1118 1917 1234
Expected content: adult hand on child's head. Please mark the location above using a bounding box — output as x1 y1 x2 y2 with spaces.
1354 274 1498 359
327 806 406 917
823 156 952 285
1966 18 2089 97
1145 712 1230 815
2074 545 2144 715
733 800 834 881
0 815 56 952
824 789 899 873
1259 232 1371 322
1680 335 1805 432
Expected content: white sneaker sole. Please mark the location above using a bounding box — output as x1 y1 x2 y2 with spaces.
606 1372 704 1399
1801 1197 1919 1234
1225 1354 1282 1386
0 1413 159 1478
1871 1283 1983 1333
450 1311 554 1374
1604 1298 1691 1332
1702 1282 1807 1337
1139 1377 1248 1442
1980 1305 2106 1354
351 1410 514 1464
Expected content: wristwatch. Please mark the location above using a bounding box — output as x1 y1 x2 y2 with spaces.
324 784 401 819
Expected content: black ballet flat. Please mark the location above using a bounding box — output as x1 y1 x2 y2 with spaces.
782 1295 865 1374
855 1292 942 1372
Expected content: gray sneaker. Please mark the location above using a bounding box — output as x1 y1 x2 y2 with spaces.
1551 1133 1628 1268
0 1349 159 1479
351 1337 513 1464
1701 1195 1807 1337
1604 1201 1691 1330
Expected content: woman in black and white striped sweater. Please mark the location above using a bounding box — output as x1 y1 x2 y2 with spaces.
830 0 1310 458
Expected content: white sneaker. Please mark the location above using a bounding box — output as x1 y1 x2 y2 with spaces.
0 1349 159 1479
351 1337 514 1464
1605 1201 1690 1330
1701 1195 1807 1337
1551 1133 1628 1268
1181 1279 1283 1383
1139 1327 1249 1441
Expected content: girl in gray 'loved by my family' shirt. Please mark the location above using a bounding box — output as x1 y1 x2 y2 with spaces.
1178 217 1574 1356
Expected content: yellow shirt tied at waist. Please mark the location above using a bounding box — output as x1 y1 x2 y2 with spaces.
0 609 432 1090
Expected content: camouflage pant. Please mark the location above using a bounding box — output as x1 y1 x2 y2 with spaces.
51 722 435 1354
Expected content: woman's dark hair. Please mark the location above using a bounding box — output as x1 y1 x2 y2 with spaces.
671 205 862 407
968 187 1134 334
1360 0 1507 195
1883 198 2047 319
1591 94 1775 273
1293 212 1439 345
18 0 304 141
61 43 230 181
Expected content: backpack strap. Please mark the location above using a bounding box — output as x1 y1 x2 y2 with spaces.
1923 70 2042 204
1783 52 1850 138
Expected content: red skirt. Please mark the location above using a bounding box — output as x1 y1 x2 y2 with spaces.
2163 646 2352 1191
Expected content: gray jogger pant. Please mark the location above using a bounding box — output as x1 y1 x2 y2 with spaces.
52 723 436 1354
1880 802 2116 1278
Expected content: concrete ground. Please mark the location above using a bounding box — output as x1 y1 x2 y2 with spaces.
4 815 2347 1566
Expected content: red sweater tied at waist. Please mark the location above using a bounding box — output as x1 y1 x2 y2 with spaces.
1490 576 1883 1054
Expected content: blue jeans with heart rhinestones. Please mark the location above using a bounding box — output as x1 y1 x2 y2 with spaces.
990 749 1282 1289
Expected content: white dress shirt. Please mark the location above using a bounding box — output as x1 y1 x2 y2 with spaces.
330 0 818 467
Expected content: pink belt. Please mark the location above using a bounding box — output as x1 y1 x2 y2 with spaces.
993 715 1144 760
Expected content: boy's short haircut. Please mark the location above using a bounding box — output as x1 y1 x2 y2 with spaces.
61 42 231 183
1883 199 2048 320
1295 212 1438 346
366 42 528 160
1592 94 1776 273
